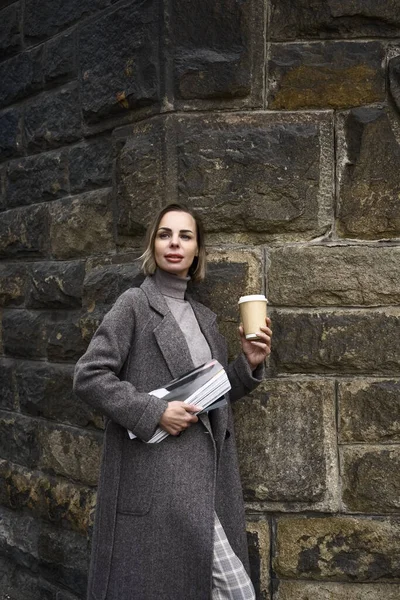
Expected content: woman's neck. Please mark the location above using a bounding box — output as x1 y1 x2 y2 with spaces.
154 268 189 300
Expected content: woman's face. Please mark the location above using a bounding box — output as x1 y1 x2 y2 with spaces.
154 210 198 278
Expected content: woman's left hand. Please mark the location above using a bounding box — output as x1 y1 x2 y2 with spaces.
239 317 272 371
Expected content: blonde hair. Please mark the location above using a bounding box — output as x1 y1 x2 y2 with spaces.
139 204 207 282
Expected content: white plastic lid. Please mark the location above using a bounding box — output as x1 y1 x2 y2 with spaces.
238 294 268 304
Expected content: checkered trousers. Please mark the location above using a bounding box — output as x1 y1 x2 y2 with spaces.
211 513 255 600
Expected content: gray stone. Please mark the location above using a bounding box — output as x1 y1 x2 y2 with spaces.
0 204 49 258
25 85 82 152
38 422 102 486
44 31 75 82
6 151 69 209
2 310 47 359
0 46 43 108
49 189 114 259
16 361 103 428
69 137 113 193
26 261 85 309
339 379 400 443
0 359 16 411
270 1 400 40
276 581 400 600
272 309 400 375
0 263 27 307
274 516 400 581
24 0 110 42
341 446 400 513
246 519 270 600
45 311 87 362
0 2 21 58
0 107 23 160
0 555 58 600
336 106 400 239
79 1 160 123
233 379 336 508
268 42 385 110
268 246 400 306
0 411 39 469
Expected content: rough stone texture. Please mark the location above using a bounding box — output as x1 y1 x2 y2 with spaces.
79 1 160 123
268 246 400 306
0 360 16 411
26 261 85 310
0 47 43 108
268 42 385 110
0 263 27 307
44 31 76 83
0 204 49 258
389 54 400 112
272 309 400 375
336 106 400 239
341 446 400 513
0 2 21 58
69 138 113 193
0 411 39 469
49 189 115 259
339 379 400 444
172 0 263 107
0 460 96 534
0 107 23 161
274 516 400 581
6 151 69 209
246 519 270 600
25 85 82 152
276 581 400 600
233 379 338 511
37 423 102 486
269 1 400 40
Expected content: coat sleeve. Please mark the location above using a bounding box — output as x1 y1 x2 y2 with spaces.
73 289 168 442
226 352 265 404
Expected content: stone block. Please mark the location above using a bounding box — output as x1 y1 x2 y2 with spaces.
272 309 400 375
341 446 400 513
233 379 337 510
6 151 69 209
79 1 160 123
0 107 23 160
16 361 102 428
0 263 27 307
389 54 400 113
269 1 400 40
49 189 114 259
25 85 82 152
38 423 102 486
339 379 400 443
0 204 49 258
45 311 87 362
69 137 113 193
0 411 39 468
0 460 96 534
115 120 166 237
24 0 109 42
172 0 262 106
26 261 84 309
274 516 400 581
268 246 400 306
176 113 333 241
246 518 270 600
0 2 21 58
0 359 16 411
2 310 47 359
336 106 400 239
44 31 75 82
0 46 43 108
0 555 56 600
276 581 400 600
268 42 385 110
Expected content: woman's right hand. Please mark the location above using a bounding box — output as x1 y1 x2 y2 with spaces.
159 401 200 436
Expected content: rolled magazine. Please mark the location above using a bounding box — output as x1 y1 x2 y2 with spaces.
128 359 231 443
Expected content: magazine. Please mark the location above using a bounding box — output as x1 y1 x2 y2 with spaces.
128 359 230 443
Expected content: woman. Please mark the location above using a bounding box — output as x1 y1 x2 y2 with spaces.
74 203 272 600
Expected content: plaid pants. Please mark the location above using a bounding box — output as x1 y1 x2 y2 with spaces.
211 513 255 600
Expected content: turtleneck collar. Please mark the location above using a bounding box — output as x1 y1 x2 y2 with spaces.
153 268 189 300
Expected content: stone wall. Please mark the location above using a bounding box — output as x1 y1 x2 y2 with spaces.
1 1 400 598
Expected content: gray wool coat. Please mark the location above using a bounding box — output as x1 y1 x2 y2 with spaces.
73 276 264 600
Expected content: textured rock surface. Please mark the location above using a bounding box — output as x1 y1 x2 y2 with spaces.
0 47 43 108
0 204 49 258
0 2 21 58
0 264 27 307
246 519 270 600
26 261 85 310
0 107 23 160
276 581 400 600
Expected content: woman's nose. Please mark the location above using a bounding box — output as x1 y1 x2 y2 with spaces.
169 235 180 247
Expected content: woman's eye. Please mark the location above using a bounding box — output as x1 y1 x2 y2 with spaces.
158 232 170 239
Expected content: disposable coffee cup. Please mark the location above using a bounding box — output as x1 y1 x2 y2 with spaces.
238 295 268 341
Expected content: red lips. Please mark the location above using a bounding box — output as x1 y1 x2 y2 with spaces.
165 254 183 259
